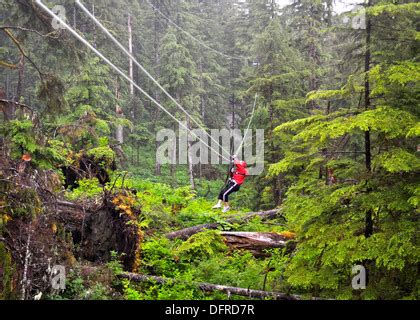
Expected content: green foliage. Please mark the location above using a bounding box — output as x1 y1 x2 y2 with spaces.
124 271 201 300
367 2 420 16
192 251 269 291
7 119 38 156
8 188 42 219
306 89 346 103
88 283 111 300
269 151 309 175
86 146 115 168
122 279 143 300
0 242 15 299
374 148 420 173
284 107 415 143
238 216 284 233
175 230 228 261
1 0 419 301
53 267 114 300
106 251 124 277
0 120 73 169
141 237 182 276
66 178 103 200
264 0 420 298
42 139 72 166
61 274 85 300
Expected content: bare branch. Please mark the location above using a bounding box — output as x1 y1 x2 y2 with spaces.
1 28 44 80
0 99 35 114
0 25 59 39
0 60 18 69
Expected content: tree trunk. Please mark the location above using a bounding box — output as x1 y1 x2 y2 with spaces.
128 14 135 120
199 58 205 121
155 139 161 176
198 58 205 180
153 12 161 176
11 54 25 121
268 85 280 206
73 3 77 28
170 124 177 181
231 93 235 130
165 209 280 240
187 118 195 190
115 78 124 144
92 4 96 47
0 87 13 122
364 0 373 239
187 143 195 189
21 224 32 300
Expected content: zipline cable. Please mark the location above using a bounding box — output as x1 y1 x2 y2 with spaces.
75 0 231 160
223 94 257 187
35 0 230 162
234 93 258 157
144 0 251 62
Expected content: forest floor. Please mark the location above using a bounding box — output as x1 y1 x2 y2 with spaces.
0 152 301 300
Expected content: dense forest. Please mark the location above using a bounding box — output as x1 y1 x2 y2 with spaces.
0 0 418 301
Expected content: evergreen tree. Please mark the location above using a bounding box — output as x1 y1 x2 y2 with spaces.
268 0 419 299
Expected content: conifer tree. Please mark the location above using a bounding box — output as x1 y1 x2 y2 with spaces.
268 0 419 298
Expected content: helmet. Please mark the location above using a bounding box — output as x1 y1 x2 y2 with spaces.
240 160 247 168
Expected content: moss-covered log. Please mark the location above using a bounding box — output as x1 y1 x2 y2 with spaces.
119 273 323 300
165 209 281 240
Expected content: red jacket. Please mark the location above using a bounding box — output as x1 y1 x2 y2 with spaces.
231 159 248 185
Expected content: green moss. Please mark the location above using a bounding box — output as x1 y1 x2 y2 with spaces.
10 188 42 219
0 242 15 299
65 178 103 201
86 146 115 168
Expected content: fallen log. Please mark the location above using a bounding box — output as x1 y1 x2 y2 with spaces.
221 231 288 248
221 231 292 256
166 209 281 240
119 273 307 300
56 199 86 210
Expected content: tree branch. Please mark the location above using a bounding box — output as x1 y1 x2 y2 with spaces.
0 60 18 69
1 28 44 80
0 99 35 115
0 26 59 39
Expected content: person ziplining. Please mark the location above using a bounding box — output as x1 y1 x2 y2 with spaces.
36 0 259 212
213 155 248 213
211 93 258 212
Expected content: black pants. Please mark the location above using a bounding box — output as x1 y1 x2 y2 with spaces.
218 180 240 202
